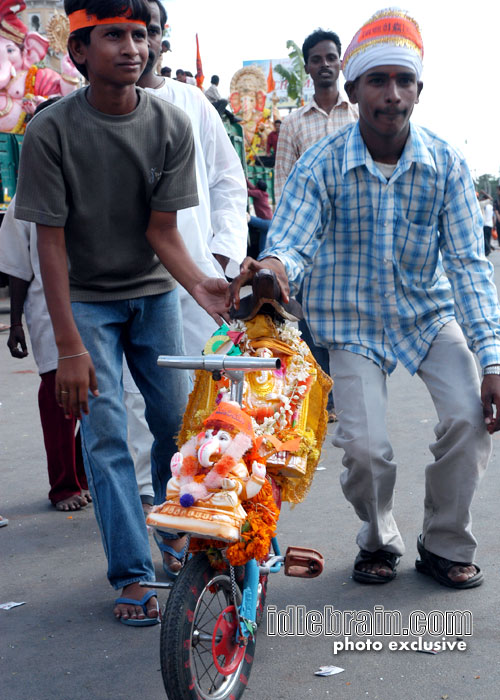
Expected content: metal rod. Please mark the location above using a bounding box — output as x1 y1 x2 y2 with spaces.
157 355 281 371
139 580 174 589
258 555 284 575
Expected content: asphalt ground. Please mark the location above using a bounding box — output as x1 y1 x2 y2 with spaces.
2 256 500 700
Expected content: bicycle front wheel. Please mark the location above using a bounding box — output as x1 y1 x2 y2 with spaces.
160 553 256 700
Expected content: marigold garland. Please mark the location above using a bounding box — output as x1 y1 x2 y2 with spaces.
24 65 38 96
7 65 39 135
226 478 279 566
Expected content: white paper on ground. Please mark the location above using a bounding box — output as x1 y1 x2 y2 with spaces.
0 601 26 610
314 665 345 676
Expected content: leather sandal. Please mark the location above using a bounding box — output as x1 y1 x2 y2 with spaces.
415 534 483 589
352 548 400 584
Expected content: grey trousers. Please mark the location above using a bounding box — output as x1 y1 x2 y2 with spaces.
329 321 491 563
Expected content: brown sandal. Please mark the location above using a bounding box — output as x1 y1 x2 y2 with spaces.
352 548 399 584
415 535 483 589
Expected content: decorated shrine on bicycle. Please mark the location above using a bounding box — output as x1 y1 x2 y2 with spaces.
148 293 332 566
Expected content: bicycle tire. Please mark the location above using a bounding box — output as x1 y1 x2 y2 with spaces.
160 553 257 700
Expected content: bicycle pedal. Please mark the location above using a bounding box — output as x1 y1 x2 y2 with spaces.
284 546 324 578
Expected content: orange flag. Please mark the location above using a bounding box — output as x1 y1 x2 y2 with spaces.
267 60 275 93
195 33 204 89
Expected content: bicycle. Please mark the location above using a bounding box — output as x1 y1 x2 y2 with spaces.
146 271 331 700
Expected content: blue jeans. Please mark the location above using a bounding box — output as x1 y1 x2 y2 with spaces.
72 290 189 589
248 216 271 255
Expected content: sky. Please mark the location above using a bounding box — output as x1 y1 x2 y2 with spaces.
161 0 500 179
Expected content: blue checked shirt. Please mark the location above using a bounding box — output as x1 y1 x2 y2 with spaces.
261 122 500 374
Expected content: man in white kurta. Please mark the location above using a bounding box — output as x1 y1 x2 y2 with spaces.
125 0 247 513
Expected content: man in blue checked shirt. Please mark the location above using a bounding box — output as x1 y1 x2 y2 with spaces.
228 8 500 590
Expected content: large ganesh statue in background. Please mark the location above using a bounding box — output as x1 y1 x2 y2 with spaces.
229 65 280 163
0 1 79 133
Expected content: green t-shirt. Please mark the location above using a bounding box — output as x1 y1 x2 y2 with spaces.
15 87 199 302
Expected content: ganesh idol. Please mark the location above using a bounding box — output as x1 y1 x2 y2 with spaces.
0 1 79 133
148 401 267 542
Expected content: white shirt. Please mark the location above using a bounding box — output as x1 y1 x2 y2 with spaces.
274 90 358 200
0 195 58 374
204 83 221 103
147 80 246 279
481 201 494 227
145 79 247 351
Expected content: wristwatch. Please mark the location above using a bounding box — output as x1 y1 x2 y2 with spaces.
483 365 500 376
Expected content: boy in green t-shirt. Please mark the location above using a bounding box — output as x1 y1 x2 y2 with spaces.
15 0 229 626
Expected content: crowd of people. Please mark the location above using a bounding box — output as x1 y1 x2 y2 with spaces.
1 0 500 632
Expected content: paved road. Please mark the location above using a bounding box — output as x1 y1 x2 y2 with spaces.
2 256 500 700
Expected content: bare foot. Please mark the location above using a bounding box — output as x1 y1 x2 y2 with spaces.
113 582 159 623
80 489 92 504
448 564 478 584
54 494 87 511
157 534 188 574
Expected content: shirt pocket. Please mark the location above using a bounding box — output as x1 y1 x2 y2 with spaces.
392 217 440 287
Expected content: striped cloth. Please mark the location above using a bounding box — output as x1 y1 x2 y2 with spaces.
274 92 358 200
261 121 500 374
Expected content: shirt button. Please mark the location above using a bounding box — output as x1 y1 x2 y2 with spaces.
384 292 391 298
384 258 391 264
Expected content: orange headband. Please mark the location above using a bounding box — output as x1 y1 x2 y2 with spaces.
68 10 146 33
358 18 423 54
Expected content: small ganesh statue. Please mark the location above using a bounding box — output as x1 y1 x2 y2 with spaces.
147 401 267 542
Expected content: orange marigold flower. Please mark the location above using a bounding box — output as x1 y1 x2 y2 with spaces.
226 479 279 566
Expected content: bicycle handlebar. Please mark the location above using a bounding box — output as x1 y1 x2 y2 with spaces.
157 354 281 372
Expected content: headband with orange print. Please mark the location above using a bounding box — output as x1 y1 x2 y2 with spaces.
342 7 424 82
68 9 146 33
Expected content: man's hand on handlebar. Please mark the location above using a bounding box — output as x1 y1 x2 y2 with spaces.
226 256 290 311
191 277 231 325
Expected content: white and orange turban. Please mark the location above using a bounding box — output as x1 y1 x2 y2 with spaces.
342 8 423 83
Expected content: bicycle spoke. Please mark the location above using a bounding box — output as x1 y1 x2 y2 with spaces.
196 589 224 629
194 648 220 690
195 584 232 641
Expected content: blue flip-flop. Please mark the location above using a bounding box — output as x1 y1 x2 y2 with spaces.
115 589 159 626
153 531 189 580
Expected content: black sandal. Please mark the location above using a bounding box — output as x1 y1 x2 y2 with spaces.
415 534 483 589
352 548 400 584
